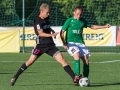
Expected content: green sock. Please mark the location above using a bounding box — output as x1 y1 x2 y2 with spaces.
83 64 89 77
74 60 80 76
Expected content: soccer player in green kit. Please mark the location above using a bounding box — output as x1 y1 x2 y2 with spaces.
60 6 110 80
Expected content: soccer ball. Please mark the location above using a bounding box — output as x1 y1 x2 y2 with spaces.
79 77 90 87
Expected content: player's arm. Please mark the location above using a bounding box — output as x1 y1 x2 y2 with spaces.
50 28 55 33
82 18 111 29
60 18 70 49
60 30 66 45
60 30 68 49
50 28 57 39
90 24 111 30
38 29 58 37
60 18 70 43
35 22 58 37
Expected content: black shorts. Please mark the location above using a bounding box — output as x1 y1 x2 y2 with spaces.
32 43 60 57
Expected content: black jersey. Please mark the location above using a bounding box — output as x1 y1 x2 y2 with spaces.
34 16 55 45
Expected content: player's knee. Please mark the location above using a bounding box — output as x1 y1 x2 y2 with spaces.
26 59 35 66
73 52 80 60
60 58 68 67
54 52 68 66
85 60 89 64
58 58 68 66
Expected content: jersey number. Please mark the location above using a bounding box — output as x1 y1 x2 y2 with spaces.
34 49 40 54
71 48 76 54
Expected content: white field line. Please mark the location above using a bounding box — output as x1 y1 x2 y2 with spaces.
89 60 120 63
0 60 120 64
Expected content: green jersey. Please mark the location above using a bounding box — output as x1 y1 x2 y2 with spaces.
62 17 91 44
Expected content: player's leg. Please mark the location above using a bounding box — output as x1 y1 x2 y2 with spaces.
73 53 80 76
10 54 38 86
10 46 43 86
54 52 82 84
78 44 90 77
47 46 78 83
54 52 76 82
67 43 81 76
81 55 89 77
15 54 38 78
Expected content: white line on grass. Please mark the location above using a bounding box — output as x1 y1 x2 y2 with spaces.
89 60 120 63
0 60 120 63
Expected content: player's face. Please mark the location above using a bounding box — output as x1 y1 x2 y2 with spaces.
74 9 82 20
41 8 50 18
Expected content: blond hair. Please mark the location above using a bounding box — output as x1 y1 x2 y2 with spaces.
39 3 50 11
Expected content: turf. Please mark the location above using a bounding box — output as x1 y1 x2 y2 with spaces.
0 52 120 90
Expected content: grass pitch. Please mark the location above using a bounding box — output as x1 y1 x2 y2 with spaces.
0 52 120 90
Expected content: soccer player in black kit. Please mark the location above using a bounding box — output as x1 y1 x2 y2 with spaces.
10 3 81 86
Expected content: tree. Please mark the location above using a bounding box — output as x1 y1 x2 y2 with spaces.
59 0 120 25
0 0 15 15
58 0 80 18
83 0 120 25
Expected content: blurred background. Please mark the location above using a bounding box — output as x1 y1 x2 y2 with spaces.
0 0 120 26
0 0 120 53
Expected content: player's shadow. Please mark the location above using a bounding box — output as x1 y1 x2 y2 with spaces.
90 82 120 87
0 72 14 74
18 82 120 86
24 71 37 74
0 72 36 74
19 83 74 86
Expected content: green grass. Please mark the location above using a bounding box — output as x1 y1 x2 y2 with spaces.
0 52 120 90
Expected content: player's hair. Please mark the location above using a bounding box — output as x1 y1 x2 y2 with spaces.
39 3 50 11
74 6 82 12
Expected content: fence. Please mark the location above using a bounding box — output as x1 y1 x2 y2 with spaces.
0 0 120 26
0 0 120 53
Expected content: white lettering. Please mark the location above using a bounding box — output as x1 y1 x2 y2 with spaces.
73 30 82 34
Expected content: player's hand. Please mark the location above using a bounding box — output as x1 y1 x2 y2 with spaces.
105 24 111 28
52 32 57 39
52 32 59 37
63 45 68 50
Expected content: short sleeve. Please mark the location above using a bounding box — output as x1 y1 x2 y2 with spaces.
36 22 43 31
34 18 43 31
81 18 91 28
62 18 71 31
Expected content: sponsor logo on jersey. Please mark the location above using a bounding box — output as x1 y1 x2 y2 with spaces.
71 20 74 22
80 22 84 27
43 25 50 29
37 24 40 29
73 30 82 34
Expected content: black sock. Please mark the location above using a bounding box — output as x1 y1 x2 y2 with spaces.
14 63 27 78
64 65 75 80
83 64 89 77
